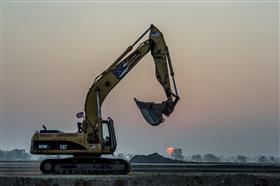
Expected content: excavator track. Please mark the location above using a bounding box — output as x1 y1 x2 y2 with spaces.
40 157 131 175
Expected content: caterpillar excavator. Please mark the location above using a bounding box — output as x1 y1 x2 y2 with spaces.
30 24 179 174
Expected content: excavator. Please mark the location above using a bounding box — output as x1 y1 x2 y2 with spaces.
30 24 179 174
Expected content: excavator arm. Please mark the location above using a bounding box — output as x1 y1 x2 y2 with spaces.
84 24 179 143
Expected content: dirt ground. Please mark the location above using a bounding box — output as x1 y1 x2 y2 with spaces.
1 172 280 186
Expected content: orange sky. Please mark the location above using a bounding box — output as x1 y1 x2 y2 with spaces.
1 1 279 156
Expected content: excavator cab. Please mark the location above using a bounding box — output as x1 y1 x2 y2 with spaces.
102 118 117 153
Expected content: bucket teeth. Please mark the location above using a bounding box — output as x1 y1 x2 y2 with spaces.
134 98 165 126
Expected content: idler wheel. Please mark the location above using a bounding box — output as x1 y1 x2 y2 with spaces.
40 160 54 174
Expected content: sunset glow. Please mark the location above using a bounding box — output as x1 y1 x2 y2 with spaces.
167 147 175 156
1 2 278 156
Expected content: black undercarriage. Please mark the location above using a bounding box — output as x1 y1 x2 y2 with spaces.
40 157 131 175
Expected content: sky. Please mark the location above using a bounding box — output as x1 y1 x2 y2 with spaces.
0 1 279 157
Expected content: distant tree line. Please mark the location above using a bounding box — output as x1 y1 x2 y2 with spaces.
0 149 31 160
189 153 280 164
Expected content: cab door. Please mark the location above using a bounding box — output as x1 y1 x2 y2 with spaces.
102 118 117 153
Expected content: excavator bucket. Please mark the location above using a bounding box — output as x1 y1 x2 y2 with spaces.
134 98 166 126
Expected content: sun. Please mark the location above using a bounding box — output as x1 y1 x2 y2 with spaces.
166 147 175 156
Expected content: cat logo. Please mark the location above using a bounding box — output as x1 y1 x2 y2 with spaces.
59 144 67 150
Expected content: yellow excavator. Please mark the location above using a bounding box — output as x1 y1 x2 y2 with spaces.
30 24 179 174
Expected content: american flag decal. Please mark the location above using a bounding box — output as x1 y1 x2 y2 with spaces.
112 52 140 79
112 63 128 79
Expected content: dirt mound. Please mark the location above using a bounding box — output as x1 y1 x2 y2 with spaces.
130 153 185 163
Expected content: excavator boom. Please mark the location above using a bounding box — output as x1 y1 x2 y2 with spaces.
84 24 179 133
